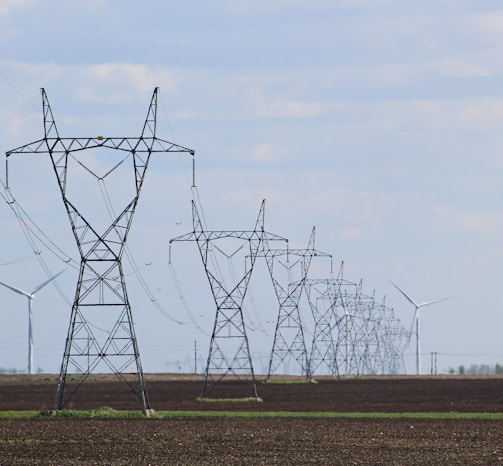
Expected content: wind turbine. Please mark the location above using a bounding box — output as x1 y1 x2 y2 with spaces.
0 270 65 374
389 279 449 375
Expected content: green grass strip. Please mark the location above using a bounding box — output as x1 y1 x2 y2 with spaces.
1 410 503 420
0 411 40 418
155 411 503 420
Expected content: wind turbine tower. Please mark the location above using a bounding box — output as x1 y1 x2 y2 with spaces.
390 280 449 375
0 270 65 374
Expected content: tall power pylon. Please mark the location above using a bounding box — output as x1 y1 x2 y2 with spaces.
305 262 353 376
260 227 331 379
6 88 194 412
170 200 287 398
333 279 409 376
304 278 339 376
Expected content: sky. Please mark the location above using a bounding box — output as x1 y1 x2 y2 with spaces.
1 0 503 376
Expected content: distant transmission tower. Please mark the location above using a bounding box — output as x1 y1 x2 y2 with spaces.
6 88 193 412
306 262 351 376
333 279 409 376
261 227 331 380
170 200 287 398
304 277 339 376
375 297 407 374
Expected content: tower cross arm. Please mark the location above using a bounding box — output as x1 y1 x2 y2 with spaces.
6 139 48 156
264 247 331 257
169 232 197 243
262 231 289 243
147 137 194 154
171 230 288 243
6 136 194 157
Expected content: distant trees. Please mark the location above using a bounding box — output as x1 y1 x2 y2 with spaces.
0 367 44 374
0 367 22 374
447 363 503 375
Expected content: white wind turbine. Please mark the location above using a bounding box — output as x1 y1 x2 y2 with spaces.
0 270 65 374
390 279 450 375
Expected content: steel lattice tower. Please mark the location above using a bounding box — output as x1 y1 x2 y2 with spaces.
261 227 330 379
307 261 372 377
170 200 287 398
333 271 358 376
6 88 193 412
305 278 339 376
306 262 350 376
333 278 367 375
333 279 409 376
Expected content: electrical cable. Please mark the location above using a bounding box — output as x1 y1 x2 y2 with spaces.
167 261 209 336
0 181 77 268
0 70 39 110
158 90 194 189
97 177 187 325
0 182 74 306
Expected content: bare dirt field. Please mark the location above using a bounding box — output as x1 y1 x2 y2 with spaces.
0 374 502 465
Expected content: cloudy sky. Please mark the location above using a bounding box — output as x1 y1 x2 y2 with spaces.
1 0 503 376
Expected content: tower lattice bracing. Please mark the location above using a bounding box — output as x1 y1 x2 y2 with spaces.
260 227 331 379
374 297 408 374
307 261 376 377
332 278 408 376
332 267 359 376
305 278 339 376
170 200 287 398
6 88 194 412
305 262 350 376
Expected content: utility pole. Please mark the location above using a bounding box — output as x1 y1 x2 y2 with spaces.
194 340 197 374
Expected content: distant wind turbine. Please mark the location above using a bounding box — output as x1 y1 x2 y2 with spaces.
389 279 450 375
0 270 65 374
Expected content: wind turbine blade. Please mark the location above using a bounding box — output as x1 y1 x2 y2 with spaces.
32 269 66 294
0 280 31 298
418 296 452 308
388 279 418 307
404 307 419 348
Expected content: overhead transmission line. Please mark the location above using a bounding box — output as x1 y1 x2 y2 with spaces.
161 90 267 336
0 180 73 306
97 177 187 326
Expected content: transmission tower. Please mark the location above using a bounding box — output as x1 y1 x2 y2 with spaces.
375 297 407 374
170 200 287 398
305 278 339 376
351 283 378 374
306 262 354 377
334 279 409 376
6 88 194 413
260 227 331 379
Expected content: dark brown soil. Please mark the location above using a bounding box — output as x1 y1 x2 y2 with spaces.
1 373 502 413
0 374 502 464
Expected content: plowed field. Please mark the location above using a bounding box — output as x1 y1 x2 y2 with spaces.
1 374 502 465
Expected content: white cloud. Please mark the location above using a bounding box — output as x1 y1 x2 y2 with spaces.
432 202 503 240
438 58 492 78
8 61 63 81
0 0 32 19
340 226 364 241
248 143 285 162
253 99 326 119
88 63 163 94
470 11 503 41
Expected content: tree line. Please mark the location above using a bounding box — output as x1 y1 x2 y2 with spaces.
448 363 503 375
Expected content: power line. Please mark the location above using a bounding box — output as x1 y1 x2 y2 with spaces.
0 70 39 109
